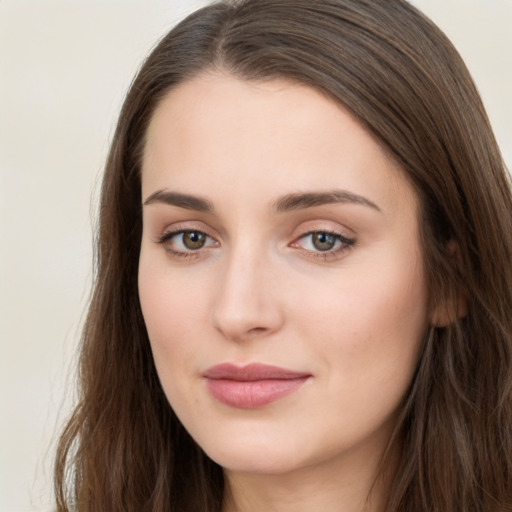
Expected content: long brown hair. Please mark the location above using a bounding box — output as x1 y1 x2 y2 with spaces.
54 1 512 510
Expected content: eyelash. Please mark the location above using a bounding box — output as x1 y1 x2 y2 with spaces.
292 230 355 261
157 230 217 260
156 228 355 261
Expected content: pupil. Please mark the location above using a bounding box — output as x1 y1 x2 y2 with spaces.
313 232 335 251
183 231 205 250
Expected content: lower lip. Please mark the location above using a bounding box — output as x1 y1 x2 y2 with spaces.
206 377 309 409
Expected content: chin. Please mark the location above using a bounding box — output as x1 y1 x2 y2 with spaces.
208 446 306 475
194 426 322 476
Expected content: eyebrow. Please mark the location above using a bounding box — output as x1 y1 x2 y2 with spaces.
273 190 381 213
143 190 214 212
142 188 380 213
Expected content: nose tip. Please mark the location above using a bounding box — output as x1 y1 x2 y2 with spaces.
211 259 284 342
212 290 284 341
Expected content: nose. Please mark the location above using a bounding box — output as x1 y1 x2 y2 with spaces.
211 245 285 341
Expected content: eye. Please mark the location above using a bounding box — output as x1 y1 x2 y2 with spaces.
157 229 218 256
292 230 355 259
309 232 339 251
179 231 208 250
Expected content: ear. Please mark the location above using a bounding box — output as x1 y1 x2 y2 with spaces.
430 240 467 327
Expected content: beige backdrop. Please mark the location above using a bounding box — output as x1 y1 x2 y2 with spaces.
0 1 510 511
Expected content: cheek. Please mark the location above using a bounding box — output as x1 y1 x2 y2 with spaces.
295 246 428 398
315 241 426 334
138 258 222 435
138 257 208 383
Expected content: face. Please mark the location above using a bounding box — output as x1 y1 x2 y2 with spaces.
139 73 430 477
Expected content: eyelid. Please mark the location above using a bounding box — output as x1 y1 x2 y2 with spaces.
155 224 220 259
153 221 355 261
291 230 355 248
154 219 218 243
289 224 356 261
159 229 216 245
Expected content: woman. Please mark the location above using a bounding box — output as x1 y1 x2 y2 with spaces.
54 0 512 511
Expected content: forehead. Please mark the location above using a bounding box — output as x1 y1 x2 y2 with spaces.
142 72 417 217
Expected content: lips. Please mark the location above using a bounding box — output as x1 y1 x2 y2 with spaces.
203 363 311 409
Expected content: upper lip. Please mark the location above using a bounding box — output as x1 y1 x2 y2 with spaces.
203 363 311 381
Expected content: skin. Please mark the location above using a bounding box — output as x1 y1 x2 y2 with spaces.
138 72 432 512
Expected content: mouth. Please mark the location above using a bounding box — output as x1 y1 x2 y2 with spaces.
202 363 311 409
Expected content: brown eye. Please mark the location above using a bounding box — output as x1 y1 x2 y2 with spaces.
158 229 217 255
182 231 207 250
312 232 337 251
292 230 355 258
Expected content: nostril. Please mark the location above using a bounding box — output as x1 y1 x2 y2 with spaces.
248 326 267 334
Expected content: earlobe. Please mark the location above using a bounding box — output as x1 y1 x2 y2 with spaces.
430 241 467 328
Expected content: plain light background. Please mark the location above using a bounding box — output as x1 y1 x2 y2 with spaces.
0 1 510 511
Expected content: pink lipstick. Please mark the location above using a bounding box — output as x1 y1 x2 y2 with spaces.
203 363 310 409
